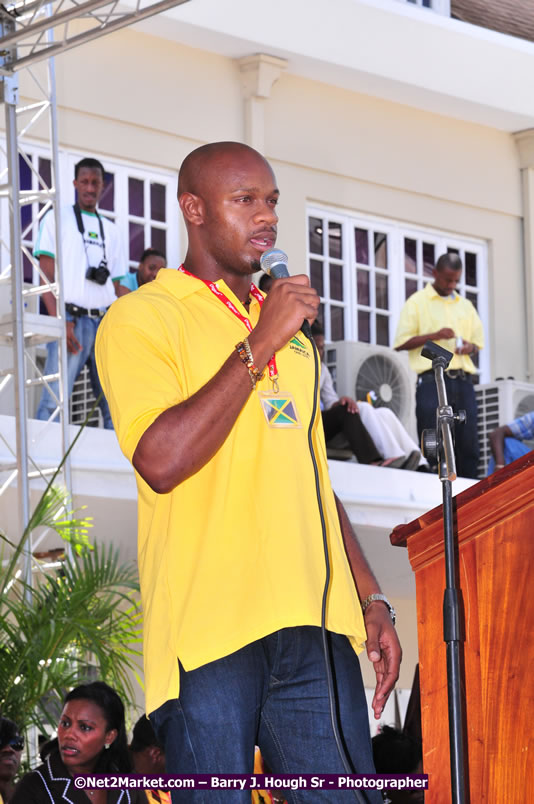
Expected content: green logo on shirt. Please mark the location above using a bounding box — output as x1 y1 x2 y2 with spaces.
88 231 99 239
289 335 310 358
290 336 306 348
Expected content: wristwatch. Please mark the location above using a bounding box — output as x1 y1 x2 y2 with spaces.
361 593 396 626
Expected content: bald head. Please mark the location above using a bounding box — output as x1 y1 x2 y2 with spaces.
178 142 270 199
178 141 279 284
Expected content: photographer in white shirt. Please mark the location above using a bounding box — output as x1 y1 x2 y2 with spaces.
35 157 125 427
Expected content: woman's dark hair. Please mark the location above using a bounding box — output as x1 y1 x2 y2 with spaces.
0 717 22 749
258 273 273 293
139 247 166 264
372 725 422 774
46 681 132 772
310 319 324 337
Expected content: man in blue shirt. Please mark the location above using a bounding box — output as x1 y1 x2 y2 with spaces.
118 248 166 293
488 411 534 473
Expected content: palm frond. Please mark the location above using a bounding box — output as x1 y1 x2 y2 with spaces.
0 400 143 738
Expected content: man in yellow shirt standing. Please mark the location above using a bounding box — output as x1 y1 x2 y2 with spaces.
96 142 400 802
394 253 484 479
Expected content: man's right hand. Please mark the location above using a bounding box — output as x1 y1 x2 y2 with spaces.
66 320 82 354
434 327 455 340
249 275 319 361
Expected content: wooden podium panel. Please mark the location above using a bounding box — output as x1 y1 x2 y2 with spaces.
391 453 534 804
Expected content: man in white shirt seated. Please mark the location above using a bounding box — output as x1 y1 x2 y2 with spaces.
488 410 534 474
312 322 426 471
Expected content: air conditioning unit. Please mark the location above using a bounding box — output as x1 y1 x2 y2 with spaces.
69 365 103 428
475 380 534 476
327 341 418 439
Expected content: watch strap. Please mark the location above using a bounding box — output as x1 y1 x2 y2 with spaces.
362 593 396 626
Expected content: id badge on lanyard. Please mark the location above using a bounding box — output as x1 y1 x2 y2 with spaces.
177 266 302 428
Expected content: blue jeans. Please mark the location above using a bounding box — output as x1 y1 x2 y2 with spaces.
416 374 479 479
150 626 381 804
36 313 113 429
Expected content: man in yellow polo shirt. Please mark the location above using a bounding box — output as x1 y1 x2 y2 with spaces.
394 253 484 478
96 142 400 802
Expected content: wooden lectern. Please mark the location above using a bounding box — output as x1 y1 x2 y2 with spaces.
391 452 534 803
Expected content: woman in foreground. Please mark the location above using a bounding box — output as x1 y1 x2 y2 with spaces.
12 681 143 803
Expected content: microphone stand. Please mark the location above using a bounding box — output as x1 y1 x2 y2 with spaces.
420 341 467 804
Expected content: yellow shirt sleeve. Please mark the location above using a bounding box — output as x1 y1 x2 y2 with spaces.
469 304 485 349
95 298 185 463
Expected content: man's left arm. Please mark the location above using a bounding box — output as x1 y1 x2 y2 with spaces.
489 424 514 467
456 304 485 355
113 280 130 297
335 494 402 719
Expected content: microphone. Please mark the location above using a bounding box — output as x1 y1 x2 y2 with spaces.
260 247 290 279
259 248 313 340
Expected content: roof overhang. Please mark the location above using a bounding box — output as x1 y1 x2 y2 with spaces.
133 0 534 132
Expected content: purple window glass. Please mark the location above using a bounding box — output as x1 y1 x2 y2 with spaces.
374 232 387 269
129 177 144 218
38 157 52 190
358 310 370 343
376 314 389 346
38 157 52 217
375 273 389 309
310 259 324 296
331 306 344 341
129 221 144 262
355 228 369 265
19 154 32 190
329 263 343 301
309 217 323 255
23 252 33 284
357 269 370 306
404 238 416 274
99 172 115 212
150 183 166 223
328 221 342 259
150 227 166 256
423 242 435 277
466 291 478 310
317 303 325 330
19 155 32 232
465 252 477 286
405 278 418 299
21 202 32 233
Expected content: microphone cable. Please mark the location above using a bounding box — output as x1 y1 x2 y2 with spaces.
303 329 371 804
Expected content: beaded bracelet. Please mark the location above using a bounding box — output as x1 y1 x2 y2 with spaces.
236 338 265 389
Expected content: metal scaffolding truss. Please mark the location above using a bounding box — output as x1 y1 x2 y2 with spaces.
0 0 189 71
0 0 189 581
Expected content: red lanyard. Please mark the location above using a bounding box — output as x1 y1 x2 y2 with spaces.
177 265 278 385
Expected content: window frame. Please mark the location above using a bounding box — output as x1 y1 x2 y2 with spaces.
307 204 490 382
0 139 180 280
0 136 181 428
